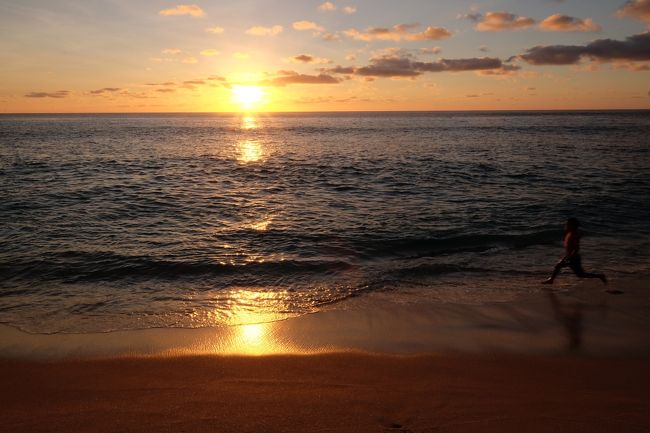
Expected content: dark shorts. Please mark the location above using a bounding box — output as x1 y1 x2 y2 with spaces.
558 255 585 276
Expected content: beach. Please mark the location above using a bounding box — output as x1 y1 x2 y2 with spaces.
1 278 649 432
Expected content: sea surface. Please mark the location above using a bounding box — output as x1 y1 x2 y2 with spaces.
1 111 649 333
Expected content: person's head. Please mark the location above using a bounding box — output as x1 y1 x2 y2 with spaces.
565 217 580 233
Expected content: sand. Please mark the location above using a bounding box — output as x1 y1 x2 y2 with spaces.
1 354 649 433
1 278 649 432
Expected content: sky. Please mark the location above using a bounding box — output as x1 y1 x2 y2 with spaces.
1 0 649 112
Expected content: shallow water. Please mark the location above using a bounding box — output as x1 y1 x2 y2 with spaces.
1 111 649 333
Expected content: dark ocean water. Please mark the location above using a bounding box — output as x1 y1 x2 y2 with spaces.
1 111 649 333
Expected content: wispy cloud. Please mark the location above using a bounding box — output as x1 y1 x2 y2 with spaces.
319 1 336 12
205 26 224 34
162 48 183 55
287 54 332 64
539 14 601 32
293 20 324 32
233 52 250 59
24 90 70 98
343 6 357 14
472 12 536 31
265 70 341 86
344 24 451 41
617 0 650 23
89 87 121 95
200 49 220 57
246 25 283 36
159 4 205 17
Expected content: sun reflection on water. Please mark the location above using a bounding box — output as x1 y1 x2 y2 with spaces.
238 140 262 163
215 289 293 355
241 115 258 130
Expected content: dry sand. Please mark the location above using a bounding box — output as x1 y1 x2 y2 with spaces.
1 354 649 433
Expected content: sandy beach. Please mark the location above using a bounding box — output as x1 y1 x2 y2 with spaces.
2 354 649 433
1 278 649 432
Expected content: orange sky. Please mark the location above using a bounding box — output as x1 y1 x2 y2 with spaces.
1 0 649 112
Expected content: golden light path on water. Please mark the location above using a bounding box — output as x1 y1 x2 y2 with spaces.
211 113 291 355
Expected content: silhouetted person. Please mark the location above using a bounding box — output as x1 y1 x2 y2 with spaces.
543 218 607 285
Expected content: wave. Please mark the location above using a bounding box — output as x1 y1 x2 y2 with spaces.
0 251 356 285
359 230 561 258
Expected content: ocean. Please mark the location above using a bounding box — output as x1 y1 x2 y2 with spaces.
1 111 649 333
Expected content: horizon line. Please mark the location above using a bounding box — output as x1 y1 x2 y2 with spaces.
2 108 650 115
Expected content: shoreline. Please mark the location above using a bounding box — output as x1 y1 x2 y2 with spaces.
2 278 648 360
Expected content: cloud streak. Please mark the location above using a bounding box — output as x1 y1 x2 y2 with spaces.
265 70 341 86
344 24 451 41
474 12 536 31
25 90 70 98
246 25 283 36
326 55 516 79
539 14 601 32
159 4 204 17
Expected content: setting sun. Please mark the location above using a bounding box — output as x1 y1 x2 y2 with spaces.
231 85 265 110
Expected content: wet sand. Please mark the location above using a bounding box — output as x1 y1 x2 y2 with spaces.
1 278 649 432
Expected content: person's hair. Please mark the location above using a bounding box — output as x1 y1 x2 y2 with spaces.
566 217 580 232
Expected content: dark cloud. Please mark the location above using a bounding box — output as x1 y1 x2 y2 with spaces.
518 32 650 65
266 71 341 86
89 87 121 95
24 90 70 98
330 55 513 78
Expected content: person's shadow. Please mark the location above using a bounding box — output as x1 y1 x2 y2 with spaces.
545 290 608 352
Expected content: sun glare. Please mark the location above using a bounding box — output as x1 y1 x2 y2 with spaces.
232 85 264 110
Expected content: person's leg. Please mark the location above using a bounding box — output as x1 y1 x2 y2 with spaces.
569 257 607 284
543 259 566 284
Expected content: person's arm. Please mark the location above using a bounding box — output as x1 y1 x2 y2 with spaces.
563 233 579 260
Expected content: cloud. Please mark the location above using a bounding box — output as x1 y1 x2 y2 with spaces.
24 90 70 98
162 48 182 55
89 87 121 95
246 25 283 36
326 55 512 79
474 12 536 31
287 54 332 64
420 47 442 55
345 53 357 61
344 24 451 41
205 26 224 34
156 88 176 93
266 70 341 86
617 0 650 23
233 52 250 59
343 6 356 14
539 14 601 32
517 32 650 65
293 20 324 32
200 49 220 56
319 1 336 12
145 82 176 86
182 57 198 64
159 4 204 17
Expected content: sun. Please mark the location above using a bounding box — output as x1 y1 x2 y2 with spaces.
231 85 264 110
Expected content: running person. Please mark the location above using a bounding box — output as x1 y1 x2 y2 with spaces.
543 218 607 285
